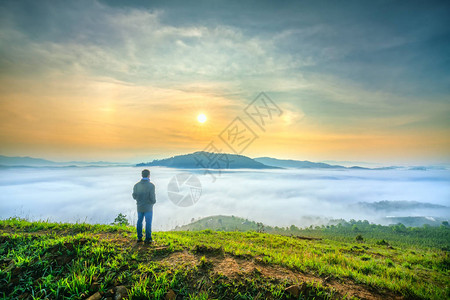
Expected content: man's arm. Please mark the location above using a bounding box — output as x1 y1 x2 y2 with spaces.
151 184 156 204
132 184 137 200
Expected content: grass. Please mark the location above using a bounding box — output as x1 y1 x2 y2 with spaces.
177 215 450 249
0 218 449 299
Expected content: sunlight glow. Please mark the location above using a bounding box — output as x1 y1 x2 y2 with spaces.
197 113 207 123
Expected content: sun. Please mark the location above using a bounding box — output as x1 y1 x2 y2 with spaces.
197 113 207 123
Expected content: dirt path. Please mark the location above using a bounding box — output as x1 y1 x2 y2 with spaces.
151 249 402 300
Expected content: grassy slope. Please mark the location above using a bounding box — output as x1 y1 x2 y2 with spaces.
0 218 449 300
176 215 450 249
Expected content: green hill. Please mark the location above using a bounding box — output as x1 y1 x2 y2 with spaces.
175 215 450 249
175 215 262 232
1 218 449 299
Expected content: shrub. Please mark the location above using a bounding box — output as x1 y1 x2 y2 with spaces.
355 234 364 242
112 213 129 226
376 239 389 246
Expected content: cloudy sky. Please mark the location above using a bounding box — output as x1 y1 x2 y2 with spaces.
0 0 449 164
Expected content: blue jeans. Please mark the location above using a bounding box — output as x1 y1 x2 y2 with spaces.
136 211 153 241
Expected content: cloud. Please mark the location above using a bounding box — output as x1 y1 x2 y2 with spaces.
0 166 448 230
0 0 449 162
0 1 296 86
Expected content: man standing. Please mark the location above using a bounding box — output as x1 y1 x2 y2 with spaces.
132 169 156 244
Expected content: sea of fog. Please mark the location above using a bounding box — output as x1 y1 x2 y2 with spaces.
0 166 449 230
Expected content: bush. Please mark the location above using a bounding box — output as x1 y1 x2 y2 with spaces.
355 234 364 242
112 213 129 226
376 239 389 246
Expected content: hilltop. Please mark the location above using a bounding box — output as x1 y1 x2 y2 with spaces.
1 218 448 299
136 152 356 170
136 151 279 169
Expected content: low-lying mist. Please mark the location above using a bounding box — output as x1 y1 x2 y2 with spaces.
0 166 449 230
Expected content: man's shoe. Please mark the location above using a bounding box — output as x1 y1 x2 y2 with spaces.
137 239 143 243
144 239 153 245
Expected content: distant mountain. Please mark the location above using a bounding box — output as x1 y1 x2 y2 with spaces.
321 160 381 167
254 157 404 170
348 166 368 170
64 160 128 166
382 216 447 227
0 155 128 167
254 157 346 169
349 166 400 170
355 200 447 212
0 155 57 166
409 166 427 171
137 151 278 169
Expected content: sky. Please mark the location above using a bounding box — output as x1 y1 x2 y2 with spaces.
0 0 449 164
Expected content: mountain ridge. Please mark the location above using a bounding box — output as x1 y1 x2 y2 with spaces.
254 157 346 169
136 151 279 169
355 200 448 212
254 157 405 170
1 154 445 170
0 155 127 167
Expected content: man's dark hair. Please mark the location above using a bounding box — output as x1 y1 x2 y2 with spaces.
142 169 150 178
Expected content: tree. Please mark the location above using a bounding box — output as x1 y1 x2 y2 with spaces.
290 224 299 232
112 213 129 226
393 224 406 233
355 234 364 242
257 222 265 233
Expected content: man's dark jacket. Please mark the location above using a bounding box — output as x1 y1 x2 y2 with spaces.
132 179 156 212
